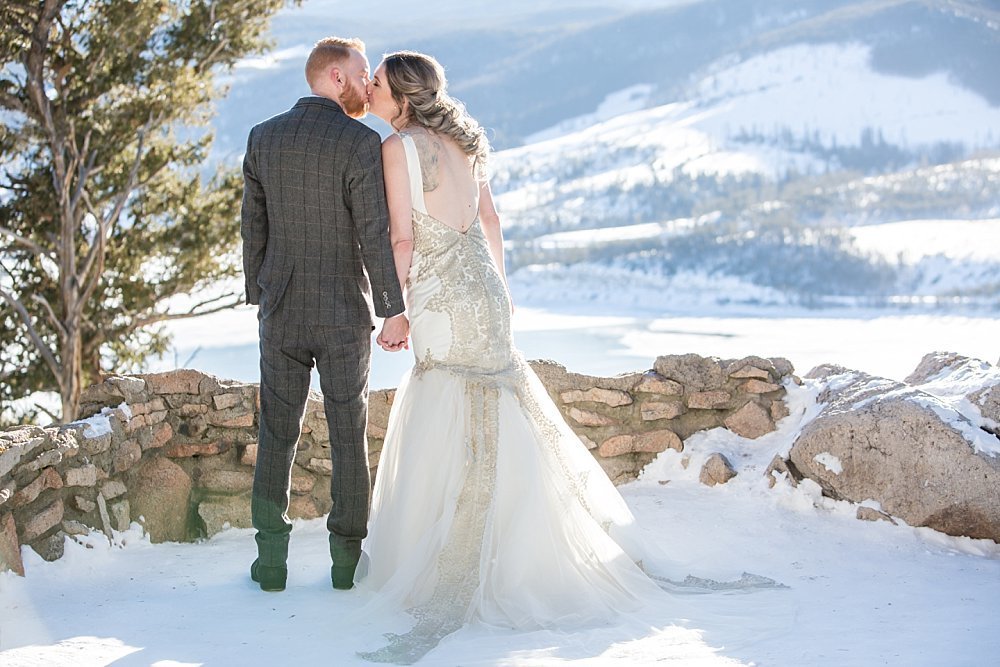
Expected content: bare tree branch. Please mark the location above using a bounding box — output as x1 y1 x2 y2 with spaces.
77 115 154 316
0 225 52 258
0 286 63 393
131 293 245 330
31 291 67 339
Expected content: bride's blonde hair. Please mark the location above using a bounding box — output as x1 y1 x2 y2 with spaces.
383 51 490 170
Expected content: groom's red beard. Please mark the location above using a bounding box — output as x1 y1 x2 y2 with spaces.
341 81 369 118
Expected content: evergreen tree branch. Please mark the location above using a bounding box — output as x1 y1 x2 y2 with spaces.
0 286 62 393
0 90 26 114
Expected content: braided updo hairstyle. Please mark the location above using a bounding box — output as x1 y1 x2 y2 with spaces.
383 51 490 173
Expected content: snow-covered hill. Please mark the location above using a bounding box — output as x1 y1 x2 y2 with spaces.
488 38 1000 309
190 0 1000 339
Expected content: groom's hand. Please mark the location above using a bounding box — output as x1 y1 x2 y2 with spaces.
377 314 409 352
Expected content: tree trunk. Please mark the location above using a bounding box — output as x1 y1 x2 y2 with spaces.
60 323 82 422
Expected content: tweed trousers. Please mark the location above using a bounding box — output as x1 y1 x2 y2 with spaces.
252 313 372 568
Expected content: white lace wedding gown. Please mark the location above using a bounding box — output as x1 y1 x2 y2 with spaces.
355 134 664 664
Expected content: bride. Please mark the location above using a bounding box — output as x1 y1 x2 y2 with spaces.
355 51 666 664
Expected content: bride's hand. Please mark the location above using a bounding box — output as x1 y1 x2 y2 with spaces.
377 314 410 352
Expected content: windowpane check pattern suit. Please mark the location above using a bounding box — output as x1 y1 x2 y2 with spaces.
241 96 404 576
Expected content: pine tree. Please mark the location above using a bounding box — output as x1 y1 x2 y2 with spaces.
0 0 295 422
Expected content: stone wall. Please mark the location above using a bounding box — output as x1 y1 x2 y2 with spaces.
0 354 794 575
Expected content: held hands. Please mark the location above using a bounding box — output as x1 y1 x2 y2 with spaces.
377 314 410 352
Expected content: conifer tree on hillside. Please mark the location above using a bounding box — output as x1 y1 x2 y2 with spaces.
0 0 296 422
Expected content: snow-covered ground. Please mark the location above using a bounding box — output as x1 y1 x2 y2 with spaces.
3 380 999 666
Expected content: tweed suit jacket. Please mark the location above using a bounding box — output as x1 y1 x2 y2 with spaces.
241 96 404 326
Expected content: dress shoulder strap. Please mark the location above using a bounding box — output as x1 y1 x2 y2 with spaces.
398 133 427 214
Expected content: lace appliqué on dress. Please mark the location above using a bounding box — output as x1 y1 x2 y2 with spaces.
359 380 500 665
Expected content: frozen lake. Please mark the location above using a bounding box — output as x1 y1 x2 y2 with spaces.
154 305 1000 389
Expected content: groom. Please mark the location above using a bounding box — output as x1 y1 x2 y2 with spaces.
240 36 407 592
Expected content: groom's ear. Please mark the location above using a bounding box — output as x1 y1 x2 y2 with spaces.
329 66 343 88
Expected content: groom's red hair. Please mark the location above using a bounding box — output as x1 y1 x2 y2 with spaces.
305 37 366 88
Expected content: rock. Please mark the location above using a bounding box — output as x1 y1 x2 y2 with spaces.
239 444 258 466
62 520 91 536
729 365 771 380
199 470 255 494
101 480 128 500
11 467 63 508
96 493 114 540
596 452 657 486
197 496 251 537
904 351 968 385
64 464 99 487
771 400 791 422
129 398 166 416
634 372 684 396
291 472 316 495
306 458 333 474
0 427 47 478
769 357 795 378
598 430 682 458
687 391 732 410
91 375 147 402
579 435 598 450
764 455 799 488
163 441 230 458
179 403 209 417
74 495 97 512
144 369 209 395
289 495 320 520
127 457 193 542
725 402 775 439
699 453 737 487
790 369 1000 542
857 506 897 525
21 498 65 543
640 401 686 421
80 431 113 455
212 393 243 410
741 379 782 394
906 353 1000 429
205 408 255 428
567 407 615 427
144 422 174 450
22 449 63 473
30 531 66 561
113 440 142 473
107 375 148 396
0 512 24 575
654 354 724 391
973 385 1000 426
560 388 632 407
110 500 131 532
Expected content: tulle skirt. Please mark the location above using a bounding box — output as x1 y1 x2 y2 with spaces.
356 354 662 647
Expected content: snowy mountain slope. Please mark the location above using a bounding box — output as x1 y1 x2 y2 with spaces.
211 0 1000 156
849 218 1000 298
484 34 1000 307
207 1 1000 310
